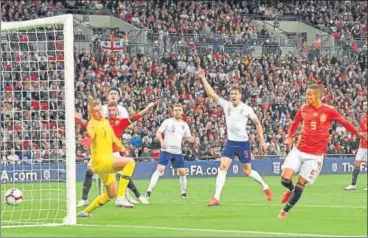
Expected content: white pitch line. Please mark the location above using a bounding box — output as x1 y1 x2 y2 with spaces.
2 223 366 237
2 224 64 229
75 224 365 237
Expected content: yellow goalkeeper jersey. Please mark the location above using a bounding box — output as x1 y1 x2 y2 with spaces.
86 118 123 158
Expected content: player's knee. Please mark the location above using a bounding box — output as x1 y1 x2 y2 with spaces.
243 168 251 176
219 163 229 171
107 191 117 199
156 168 165 175
354 161 362 168
178 169 185 176
156 164 165 174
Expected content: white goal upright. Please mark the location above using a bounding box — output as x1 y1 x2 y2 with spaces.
0 15 76 227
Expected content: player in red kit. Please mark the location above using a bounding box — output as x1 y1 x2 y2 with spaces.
345 100 368 191
278 85 366 219
107 100 159 207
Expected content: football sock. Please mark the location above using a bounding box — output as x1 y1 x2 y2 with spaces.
283 183 305 212
84 192 110 214
179 176 187 194
281 177 295 191
214 169 227 200
118 161 136 198
128 180 141 198
147 170 162 193
249 170 269 190
351 167 360 185
82 169 94 200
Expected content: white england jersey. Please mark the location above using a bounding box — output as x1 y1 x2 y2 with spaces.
218 97 257 142
158 118 191 155
102 104 129 118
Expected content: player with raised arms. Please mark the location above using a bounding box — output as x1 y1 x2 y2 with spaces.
279 85 366 218
77 98 136 217
197 70 273 206
345 99 367 191
107 100 159 206
76 88 135 207
145 103 196 199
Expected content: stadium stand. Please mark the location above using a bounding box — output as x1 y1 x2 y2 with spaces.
1 0 367 165
115 1 269 37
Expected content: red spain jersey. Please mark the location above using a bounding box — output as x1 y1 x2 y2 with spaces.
109 114 142 152
359 114 367 148
287 104 359 155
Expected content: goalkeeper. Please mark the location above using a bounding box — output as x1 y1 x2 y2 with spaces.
76 88 136 206
77 98 136 217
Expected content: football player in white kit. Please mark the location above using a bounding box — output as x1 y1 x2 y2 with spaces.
196 70 273 206
101 88 129 118
145 103 196 199
76 88 136 207
345 100 368 191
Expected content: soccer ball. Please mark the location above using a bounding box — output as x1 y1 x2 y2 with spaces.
5 188 24 206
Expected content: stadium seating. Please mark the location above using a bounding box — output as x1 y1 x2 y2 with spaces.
1 0 367 164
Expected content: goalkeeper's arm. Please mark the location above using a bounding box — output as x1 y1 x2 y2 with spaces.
79 123 96 148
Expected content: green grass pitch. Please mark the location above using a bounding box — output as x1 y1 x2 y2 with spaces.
1 174 367 237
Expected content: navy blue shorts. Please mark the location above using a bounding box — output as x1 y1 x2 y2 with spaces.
220 140 251 164
158 151 185 168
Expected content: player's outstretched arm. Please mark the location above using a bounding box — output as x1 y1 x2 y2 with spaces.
251 118 267 153
331 109 364 139
285 107 303 149
197 69 219 103
130 100 160 123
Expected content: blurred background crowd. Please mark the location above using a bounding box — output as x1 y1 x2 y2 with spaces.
1 0 367 165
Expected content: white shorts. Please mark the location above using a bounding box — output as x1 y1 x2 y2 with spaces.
282 148 324 184
87 152 122 173
355 148 367 162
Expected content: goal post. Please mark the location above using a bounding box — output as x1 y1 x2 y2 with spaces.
1 14 76 226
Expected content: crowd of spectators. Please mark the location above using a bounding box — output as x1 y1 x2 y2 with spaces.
1 0 367 165
0 0 66 22
2 0 367 40
252 0 367 47
115 0 270 39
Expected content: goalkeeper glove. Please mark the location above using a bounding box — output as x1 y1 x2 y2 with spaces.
80 134 92 148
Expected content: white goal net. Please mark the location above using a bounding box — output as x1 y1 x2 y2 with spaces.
1 15 76 227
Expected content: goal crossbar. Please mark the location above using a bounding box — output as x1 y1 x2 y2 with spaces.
2 15 74 31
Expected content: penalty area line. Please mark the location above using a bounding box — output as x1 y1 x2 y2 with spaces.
75 224 364 237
